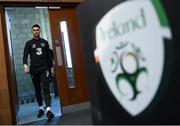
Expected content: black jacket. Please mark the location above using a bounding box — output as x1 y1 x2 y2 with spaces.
23 38 53 73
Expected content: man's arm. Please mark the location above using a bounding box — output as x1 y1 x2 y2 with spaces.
49 48 55 75
46 41 53 70
23 42 30 73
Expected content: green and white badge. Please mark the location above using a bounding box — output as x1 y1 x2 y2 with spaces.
94 0 172 116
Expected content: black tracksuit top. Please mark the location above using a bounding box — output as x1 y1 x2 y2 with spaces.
23 38 53 73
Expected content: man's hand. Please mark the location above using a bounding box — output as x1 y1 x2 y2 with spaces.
51 67 55 76
24 64 29 73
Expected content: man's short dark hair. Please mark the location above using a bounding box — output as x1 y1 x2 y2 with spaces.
32 24 40 29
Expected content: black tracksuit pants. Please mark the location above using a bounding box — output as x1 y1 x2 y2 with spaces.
31 68 51 107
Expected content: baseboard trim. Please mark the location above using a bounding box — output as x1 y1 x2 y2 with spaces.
62 101 90 114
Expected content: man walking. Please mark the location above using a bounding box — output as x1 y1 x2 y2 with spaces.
23 24 54 121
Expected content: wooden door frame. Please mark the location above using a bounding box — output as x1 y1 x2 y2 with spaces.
0 0 83 124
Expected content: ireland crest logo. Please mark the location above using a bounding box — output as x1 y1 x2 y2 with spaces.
94 0 172 116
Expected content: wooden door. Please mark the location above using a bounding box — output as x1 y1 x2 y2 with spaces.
49 7 89 106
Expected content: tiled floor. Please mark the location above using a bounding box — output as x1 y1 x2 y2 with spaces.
17 95 93 125
17 96 61 124
27 108 93 125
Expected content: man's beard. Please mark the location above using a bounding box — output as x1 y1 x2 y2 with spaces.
34 34 40 38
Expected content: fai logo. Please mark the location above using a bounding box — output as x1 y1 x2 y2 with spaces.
41 43 45 47
95 0 172 116
112 42 148 101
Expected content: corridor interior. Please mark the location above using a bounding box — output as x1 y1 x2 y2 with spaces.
5 7 62 124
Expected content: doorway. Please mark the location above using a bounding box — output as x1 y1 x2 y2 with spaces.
4 4 90 124
5 7 61 124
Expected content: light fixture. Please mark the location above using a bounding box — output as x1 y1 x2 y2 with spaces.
48 6 61 9
35 6 48 9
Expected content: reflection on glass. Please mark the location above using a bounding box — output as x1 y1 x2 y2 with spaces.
60 21 76 88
